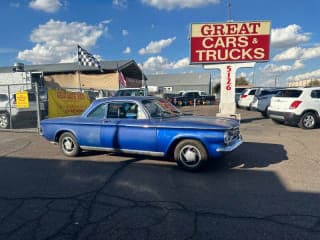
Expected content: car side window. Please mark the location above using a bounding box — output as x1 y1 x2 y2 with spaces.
249 89 256 95
87 103 106 118
311 90 320 99
0 94 8 102
107 102 146 119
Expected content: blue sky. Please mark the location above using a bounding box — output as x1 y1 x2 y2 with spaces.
0 0 320 87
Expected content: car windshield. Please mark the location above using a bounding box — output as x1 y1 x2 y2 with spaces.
142 98 181 118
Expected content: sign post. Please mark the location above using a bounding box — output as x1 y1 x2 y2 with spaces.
189 20 271 119
204 62 255 119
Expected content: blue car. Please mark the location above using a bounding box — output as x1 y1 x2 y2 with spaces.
40 96 242 171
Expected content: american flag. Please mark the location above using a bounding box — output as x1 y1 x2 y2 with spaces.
119 71 127 88
77 45 101 69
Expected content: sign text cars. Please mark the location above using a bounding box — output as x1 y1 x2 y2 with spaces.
190 21 271 64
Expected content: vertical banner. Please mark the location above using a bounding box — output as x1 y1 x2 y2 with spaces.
48 89 91 118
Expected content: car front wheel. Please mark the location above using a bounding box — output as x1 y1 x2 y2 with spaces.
174 139 208 171
298 112 317 129
59 132 80 157
0 113 9 129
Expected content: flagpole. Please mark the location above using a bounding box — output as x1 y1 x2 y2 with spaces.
77 45 82 92
78 66 82 92
116 62 120 90
77 44 100 92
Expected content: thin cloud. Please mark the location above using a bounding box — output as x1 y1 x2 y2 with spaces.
260 60 304 75
29 0 63 13
0 48 16 54
123 46 131 54
10 2 20 8
113 0 128 9
141 0 220 10
140 56 189 73
287 69 320 82
273 45 320 62
139 37 176 55
122 29 129 36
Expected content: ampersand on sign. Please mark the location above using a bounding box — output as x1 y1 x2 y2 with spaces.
252 38 258 44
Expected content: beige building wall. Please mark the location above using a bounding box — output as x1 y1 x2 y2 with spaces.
44 72 119 90
288 79 319 87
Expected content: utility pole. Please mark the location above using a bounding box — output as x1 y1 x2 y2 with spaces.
274 75 279 87
227 0 232 21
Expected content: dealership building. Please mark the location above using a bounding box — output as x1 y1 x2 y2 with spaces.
0 61 213 95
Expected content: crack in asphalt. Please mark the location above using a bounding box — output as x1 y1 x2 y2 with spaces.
0 158 319 240
1 139 32 157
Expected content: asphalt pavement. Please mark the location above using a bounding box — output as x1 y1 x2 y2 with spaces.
0 105 319 240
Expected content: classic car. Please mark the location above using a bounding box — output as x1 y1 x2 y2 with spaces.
40 96 242 171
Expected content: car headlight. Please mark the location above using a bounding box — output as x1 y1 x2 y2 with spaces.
224 128 240 145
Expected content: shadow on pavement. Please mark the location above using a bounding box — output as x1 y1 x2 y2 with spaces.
0 154 319 239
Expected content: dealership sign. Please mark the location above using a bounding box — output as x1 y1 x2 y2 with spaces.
190 21 271 64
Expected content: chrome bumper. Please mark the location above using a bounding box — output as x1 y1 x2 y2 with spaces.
216 137 243 152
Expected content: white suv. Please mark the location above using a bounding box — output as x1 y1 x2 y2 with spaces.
268 87 320 129
251 88 282 117
237 88 258 110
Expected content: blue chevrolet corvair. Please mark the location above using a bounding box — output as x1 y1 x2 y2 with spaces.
40 96 242 171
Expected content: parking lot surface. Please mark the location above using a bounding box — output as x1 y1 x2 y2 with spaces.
0 105 319 240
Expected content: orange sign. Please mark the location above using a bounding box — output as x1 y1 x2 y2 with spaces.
190 21 271 64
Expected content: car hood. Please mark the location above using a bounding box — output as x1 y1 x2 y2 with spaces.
155 115 240 130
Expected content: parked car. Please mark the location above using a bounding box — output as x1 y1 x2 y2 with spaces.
235 87 248 106
0 91 46 129
237 88 258 110
114 88 145 97
40 96 242 171
251 88 283 117
169 90 215 106
268 87 320 129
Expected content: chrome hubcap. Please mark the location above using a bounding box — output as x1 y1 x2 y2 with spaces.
0 116 8 128
303 115 314 128
180 145 201 166
63 137 74 152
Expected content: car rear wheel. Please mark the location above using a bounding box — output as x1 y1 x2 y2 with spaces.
59 132 80 157
174 139 208 171
298 112 317 129
0 113 9 129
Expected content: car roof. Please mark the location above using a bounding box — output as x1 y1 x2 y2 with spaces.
95 95 158 103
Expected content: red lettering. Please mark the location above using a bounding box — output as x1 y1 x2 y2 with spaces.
226 66 232 91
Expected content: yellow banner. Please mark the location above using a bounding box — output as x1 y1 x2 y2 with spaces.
16 91 29 108
48 89 91 118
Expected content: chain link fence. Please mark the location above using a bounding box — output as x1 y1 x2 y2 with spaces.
0 82 47 131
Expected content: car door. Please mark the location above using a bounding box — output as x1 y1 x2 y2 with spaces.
310 90 320 113
77 102 108 147
101 101 158 153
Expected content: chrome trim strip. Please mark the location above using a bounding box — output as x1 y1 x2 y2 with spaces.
216 138 243 152
80 145 165 157
113 123 233 131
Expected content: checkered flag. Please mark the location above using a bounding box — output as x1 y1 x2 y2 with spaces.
77 45 101 69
